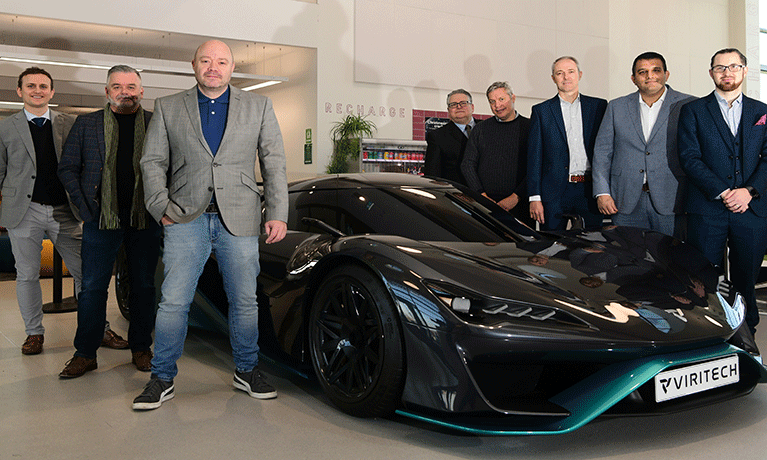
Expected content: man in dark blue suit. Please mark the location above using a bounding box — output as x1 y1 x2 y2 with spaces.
679 48 767 335
424 89 475 185
528 56 607 230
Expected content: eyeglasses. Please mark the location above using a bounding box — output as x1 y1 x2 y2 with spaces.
448 100 472 109
711 64 745 73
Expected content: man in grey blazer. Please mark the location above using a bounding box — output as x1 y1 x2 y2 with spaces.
134 40 288 410
0 67 82 355
592 52 694 237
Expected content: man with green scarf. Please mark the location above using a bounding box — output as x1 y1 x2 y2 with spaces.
58 65 161 378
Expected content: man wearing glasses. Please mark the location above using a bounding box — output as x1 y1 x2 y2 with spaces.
527 56 607 230
592 52 693 237
678 48 767 337
424 89 476 185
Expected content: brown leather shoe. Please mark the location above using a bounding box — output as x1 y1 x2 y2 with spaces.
102 329 129 349
132 350 153 372
22 335 44 355
59 355 98 379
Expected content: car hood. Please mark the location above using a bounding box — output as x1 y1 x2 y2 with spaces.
417 226 736 344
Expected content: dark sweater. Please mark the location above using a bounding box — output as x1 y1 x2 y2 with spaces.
113 111 137 224
28 120 67 206
461 114 530 201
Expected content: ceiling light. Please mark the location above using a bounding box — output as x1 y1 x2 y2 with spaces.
0 101 58 108
0 56 140 71
241 80 285 91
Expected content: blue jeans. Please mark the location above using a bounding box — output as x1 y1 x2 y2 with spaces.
74 220 161 359
151 213 261 381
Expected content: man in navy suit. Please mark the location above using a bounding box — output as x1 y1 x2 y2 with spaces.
424 89 475 185
528 56 607 230
679 48 767 336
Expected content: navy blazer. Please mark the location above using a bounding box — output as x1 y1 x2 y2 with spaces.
678 92 767 217
527 94 607 202
58 109 152 223
424 119 474 185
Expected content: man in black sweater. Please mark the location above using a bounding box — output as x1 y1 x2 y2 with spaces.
461 81 532 226
58 65 161 378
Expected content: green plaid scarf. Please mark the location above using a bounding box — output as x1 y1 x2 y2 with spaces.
100 105 147 230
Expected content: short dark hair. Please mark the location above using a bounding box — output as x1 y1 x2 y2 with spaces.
632 52 667 75
446 89 472 106
17 67 53 89
710 48 747 68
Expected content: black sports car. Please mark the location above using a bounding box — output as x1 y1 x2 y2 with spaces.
119 173 766 435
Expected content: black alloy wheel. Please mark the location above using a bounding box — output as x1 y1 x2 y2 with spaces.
309 265 405 417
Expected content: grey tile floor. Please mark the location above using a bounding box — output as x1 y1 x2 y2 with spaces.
1 277 766 460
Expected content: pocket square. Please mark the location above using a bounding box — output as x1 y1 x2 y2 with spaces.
756 114 767 126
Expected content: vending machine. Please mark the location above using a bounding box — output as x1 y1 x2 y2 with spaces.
358 138 426 175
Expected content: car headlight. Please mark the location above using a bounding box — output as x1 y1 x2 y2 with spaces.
423 280 578 327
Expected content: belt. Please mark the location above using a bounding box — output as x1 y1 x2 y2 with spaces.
204 202 219 213
568 174 591 183
642 183 650 192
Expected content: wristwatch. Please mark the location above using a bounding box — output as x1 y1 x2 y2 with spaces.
745 185 760 199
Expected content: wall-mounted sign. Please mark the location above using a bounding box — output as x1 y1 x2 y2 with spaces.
324 102 406 118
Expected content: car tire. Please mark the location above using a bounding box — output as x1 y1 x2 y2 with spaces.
115 245 130 320
309 265 405 417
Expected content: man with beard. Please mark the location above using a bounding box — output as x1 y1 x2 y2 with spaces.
58 65 160 378
678 48 767 337
133 40 288 410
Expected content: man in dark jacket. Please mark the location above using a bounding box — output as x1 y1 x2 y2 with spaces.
424 89 476 185
58 65 161 378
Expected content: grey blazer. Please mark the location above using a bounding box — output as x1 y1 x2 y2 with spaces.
0 109 77 228
141 85 288 237
592 86 695 215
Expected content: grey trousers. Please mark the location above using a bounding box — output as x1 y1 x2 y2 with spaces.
7 202 83 336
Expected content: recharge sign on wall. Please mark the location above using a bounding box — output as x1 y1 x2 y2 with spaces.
324 102 406 118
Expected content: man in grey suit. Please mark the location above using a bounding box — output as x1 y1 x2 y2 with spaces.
0 67 82 355
133 40 288 410
593 52 694 237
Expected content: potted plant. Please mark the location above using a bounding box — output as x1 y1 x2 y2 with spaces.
326 114 377 173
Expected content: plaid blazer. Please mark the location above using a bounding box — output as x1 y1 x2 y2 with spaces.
58 109 152 222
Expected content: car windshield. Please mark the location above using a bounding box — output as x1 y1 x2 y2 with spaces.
290 184 539 243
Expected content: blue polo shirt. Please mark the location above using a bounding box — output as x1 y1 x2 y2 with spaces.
197 86 230 156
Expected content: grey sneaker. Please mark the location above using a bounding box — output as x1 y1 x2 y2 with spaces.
133 375 174 410
233 368 277 399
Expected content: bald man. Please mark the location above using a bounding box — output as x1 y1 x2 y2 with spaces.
134 40 288 410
